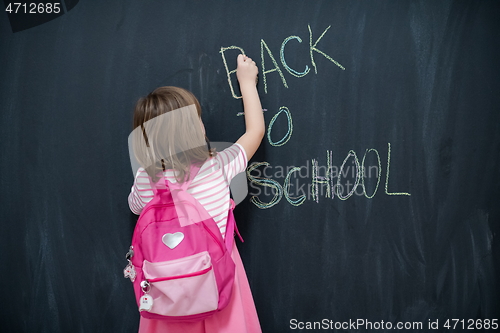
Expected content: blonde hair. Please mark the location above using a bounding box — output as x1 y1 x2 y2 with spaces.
132 86 214 183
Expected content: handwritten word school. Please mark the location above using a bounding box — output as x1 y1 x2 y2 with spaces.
219 25 410 209
246 143 410 209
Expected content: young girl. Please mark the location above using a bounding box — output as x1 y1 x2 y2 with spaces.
128 54 264 333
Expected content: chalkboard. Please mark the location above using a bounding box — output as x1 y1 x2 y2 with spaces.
1 1 499 332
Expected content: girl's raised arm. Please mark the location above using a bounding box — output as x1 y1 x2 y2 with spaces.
235 54 265 161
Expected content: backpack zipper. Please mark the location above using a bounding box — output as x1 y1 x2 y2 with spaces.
201 222 225 253
148 266 213 283
139 203 175 218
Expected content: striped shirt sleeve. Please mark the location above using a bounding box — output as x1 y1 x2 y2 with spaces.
128 168 154 215
214 143 248 185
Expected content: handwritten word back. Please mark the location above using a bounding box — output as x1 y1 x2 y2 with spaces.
220 25 345 98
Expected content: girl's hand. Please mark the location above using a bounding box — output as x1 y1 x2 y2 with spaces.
236 54 258 87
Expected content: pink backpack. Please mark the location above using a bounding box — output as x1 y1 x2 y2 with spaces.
124 166 242 321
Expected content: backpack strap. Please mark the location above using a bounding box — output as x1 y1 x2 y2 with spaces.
164 164 213 227
224 199 244 252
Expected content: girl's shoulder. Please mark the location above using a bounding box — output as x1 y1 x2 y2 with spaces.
198 143 248 182
212 143 247 165
201 143 246 169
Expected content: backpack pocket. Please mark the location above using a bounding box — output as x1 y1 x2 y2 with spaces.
142 251 219 317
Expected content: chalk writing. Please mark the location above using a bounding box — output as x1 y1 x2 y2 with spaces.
311 150 334 203
219 46 246 99
284 167 307 206
247 162 283 209
260 39 288 94
267 106 293 146
248 143 410 208
219 24 410 210
281 36 310 77
336 150 361 200
308 25 345 73
237 109 267 117
220 24 345 98
361 148 382 198
385 142 411 196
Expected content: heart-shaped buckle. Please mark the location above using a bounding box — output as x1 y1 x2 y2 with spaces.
162 232 184 249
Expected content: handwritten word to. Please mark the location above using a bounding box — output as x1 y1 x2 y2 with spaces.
220 24 345 98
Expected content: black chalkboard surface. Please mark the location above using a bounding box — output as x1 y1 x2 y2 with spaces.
1 1 499 332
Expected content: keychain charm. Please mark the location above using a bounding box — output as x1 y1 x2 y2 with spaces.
139 280 153 311
123 246 136 282
123 261 136 282
139 294 153 311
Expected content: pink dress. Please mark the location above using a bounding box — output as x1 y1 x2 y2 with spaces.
128 144 262 333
